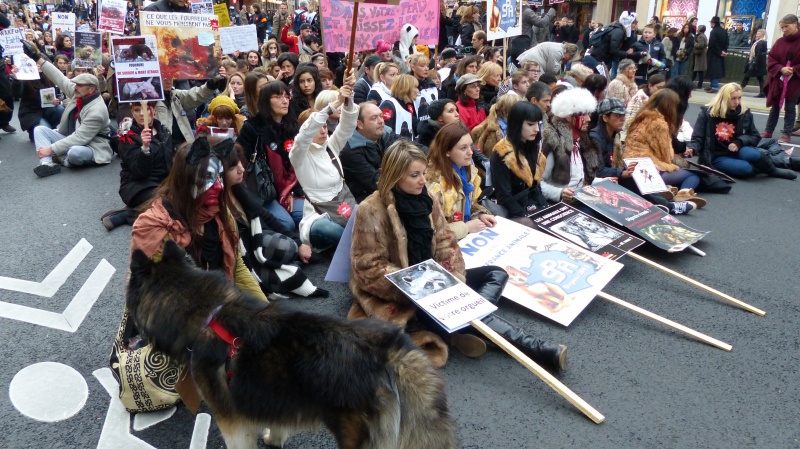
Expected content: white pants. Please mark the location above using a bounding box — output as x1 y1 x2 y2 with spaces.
33 126 95 166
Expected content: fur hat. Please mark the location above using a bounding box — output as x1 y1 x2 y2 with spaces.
208 95 240 115
550 88 597 118
619 11 636 37
71 73 100 89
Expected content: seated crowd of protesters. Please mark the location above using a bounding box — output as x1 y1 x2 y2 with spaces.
5 3 800 378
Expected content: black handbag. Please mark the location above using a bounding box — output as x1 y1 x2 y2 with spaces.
246 137 278 204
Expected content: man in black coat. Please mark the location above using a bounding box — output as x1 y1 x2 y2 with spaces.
340 102 398 203
705 16 728 93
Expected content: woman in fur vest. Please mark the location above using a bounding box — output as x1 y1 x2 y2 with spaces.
490 102 549 227
540 88 601 204
350 141 567 371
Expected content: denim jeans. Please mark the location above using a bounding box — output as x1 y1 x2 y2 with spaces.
660 169 700 190
711 146 761 177
673 60 687 76
33 126 95 166
265 199 296 231
709 78 720 89
309 217 345 251
610 59 620 79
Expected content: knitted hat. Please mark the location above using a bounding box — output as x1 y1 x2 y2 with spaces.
428 99 454 121
376 39 392 54
71 73 100 89
617 58 636 73
456 73 482 91
208 95 240 115
550 88 598 118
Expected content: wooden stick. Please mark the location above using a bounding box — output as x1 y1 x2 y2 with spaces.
470 319 605 424
597 292 732 351
627 252 765 316
343 1 360 106
141 101 150 130
502 37 507 79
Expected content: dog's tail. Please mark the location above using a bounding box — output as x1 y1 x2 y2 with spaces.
391 347 459 449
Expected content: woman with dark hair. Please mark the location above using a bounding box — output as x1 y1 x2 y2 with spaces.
130 137 266 300
442 55 481 100
55 33 74 59
245 50 262 72
240 71 268 119
583 73 608 130
673 23 695 76
490 102 548 226
763 15 800 143
276 52 299 85
290 64 321 118
665 74 695 157
417 98 460 148
455 74 486 131
17 70 65 142
237 81 304 231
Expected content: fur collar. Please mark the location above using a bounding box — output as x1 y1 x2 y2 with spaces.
494 139 534 187
541 117 601 185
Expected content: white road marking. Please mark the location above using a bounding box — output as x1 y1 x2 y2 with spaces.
0 259 116 332
93 368 157 449
133 406 177 431
189 414 211 449
9 362 88 422
0 239 92 297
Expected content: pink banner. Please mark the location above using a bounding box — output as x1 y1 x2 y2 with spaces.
320 0 439 53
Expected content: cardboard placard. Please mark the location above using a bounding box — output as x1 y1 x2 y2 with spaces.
486 0 522 41
459 217 623 326
623 157 669 194
74 31 103 68
140 11 220 80
530 203 644 260
13 54 40 80
219 25 258 54
98 0 128 35
52 12 77 39
575 180 709 253
213 3 231 28
319 0 439 53
386 260 497 333
40 87 57 108
112 35 165 103
0 28 25 56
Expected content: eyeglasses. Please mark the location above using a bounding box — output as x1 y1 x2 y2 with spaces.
270 94 291 102
528 69 541 74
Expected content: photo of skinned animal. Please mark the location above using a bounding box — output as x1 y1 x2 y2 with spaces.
118 77 164 101
125 240 458 449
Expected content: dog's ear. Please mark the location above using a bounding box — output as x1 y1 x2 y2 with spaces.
130 248 152 273
161 240 187 264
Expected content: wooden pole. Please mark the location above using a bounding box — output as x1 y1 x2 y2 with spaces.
597 292 733 351
343 1 360 106
141 101 150 130
627 252 765 316
502 37 507 79
470 319 605 424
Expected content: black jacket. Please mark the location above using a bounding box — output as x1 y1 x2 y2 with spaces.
590 123 623 179
590 23 629 65
118 120 174 207
489 142 548 218
340 127 398 202
706 25 729 80
353 74 372 105
690 106 760 165
745 40 768 77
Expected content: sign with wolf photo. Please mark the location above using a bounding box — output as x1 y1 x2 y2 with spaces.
459 217 623 326
486 0 522 41
385 260 497 333
530 203 644 261
0 27 25 56
112 35 164 103
623 157 669 195
98 0 127 35
40 87 57 108
140 11 221 80
52 12 76 39
219 25 258 54
575 180 709 253
74 31 102 68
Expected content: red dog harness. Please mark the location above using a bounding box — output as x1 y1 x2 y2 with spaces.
205 306 240 385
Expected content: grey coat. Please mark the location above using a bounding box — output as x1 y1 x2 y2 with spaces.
693 32 708 72
154 84 216 145
520 7 555 47
42 62 112 163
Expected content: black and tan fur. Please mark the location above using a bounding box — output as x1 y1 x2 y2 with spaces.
127 240 458 449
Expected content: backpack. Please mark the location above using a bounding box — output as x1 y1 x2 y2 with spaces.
588 23 617 49
292 9 306 35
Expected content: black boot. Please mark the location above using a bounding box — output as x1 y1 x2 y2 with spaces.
790 157 800 171
101 209 133 230
756 80 766 98
480 314 567 371
752 153 797 180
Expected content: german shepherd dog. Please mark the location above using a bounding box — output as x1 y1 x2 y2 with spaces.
126 241 458 449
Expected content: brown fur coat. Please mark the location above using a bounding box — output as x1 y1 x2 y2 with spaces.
348 190 466 368
623 110 679 172
471 118 503 157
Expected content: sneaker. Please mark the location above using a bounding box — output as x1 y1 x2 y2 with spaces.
779 134 791 143
33 163 61 178
655 204 670 214
1 125 16 133
760 132 772 139
669 201 696 215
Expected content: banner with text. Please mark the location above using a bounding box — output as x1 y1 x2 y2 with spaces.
112 35 164 103
575 180 709 253
486 0 522 41
0 28 25 56
319 0 439 53
140 11 220 80
386 260 497 333
459 217 623 326
98 0 127 35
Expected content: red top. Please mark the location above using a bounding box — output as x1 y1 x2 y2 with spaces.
457 99 487 131
281 25 299 55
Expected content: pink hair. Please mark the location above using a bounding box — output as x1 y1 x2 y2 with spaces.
376 39 392 54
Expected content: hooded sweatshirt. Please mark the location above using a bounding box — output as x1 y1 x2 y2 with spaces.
399 24 420 62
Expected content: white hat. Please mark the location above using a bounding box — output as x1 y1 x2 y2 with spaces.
550 88 598 118
619 11 637 38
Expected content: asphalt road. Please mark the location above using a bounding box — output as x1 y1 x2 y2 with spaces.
0 101 798 449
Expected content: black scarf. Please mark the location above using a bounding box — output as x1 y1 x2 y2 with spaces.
393 187 434 266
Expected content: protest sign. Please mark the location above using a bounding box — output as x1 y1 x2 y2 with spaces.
74 32 103 68
575 180 709 253
98 0 127 35
219 25 258 54
386 260 497 333
40 88 57 108
191 0 213 15
325 205 357 283
623 157 669 194
52 12 76 38
530 203 644 260
213 3 231 28
13 54 40 80
0 28 25 56
685 159 736 183
486 0 522 41
459 217 622 326
112 35 164 102
140 12 220 80
319 0 439 53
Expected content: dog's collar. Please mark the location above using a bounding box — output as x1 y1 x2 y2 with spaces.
206 305 241 358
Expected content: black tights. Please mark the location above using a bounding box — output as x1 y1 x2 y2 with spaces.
692 71 705 87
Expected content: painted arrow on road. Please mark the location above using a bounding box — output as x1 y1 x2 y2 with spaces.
0 238 92 297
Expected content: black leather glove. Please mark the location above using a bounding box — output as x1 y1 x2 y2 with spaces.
20 39 42 62
206 77 227 91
